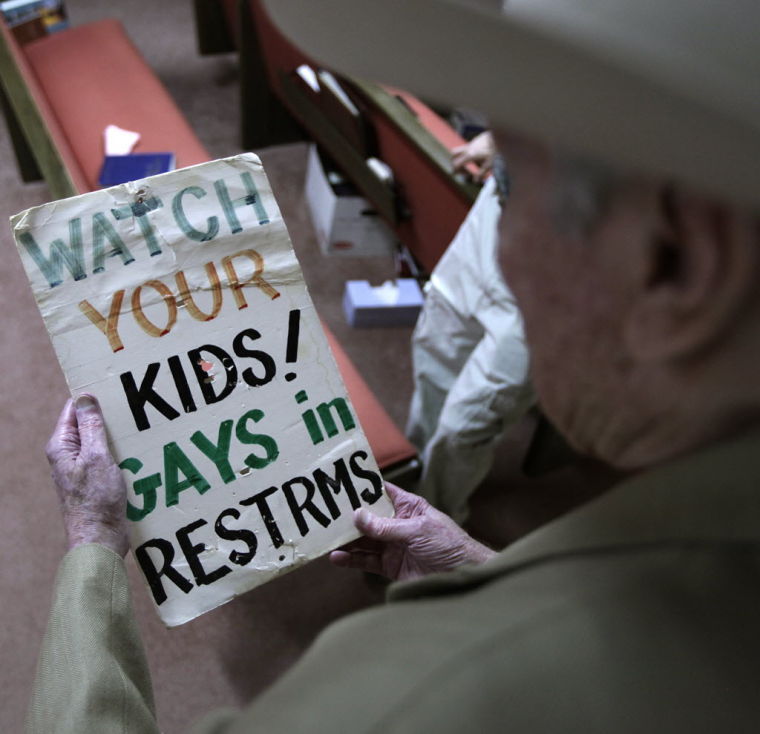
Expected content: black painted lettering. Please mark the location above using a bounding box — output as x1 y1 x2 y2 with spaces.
215 507 258 566
134 537 193 605
176 518 233 586
348 450 384 504
120 362 180 431
232 328 276 387
240 486 284 548
188 345 238 405
313 458 360 518
168 354 197 414
282 476 331 537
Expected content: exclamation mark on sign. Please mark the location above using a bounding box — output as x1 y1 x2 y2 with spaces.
284 309 300 382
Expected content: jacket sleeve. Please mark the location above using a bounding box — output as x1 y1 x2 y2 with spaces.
26 544 159 734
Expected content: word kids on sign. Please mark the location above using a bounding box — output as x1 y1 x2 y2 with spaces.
12 154 393 627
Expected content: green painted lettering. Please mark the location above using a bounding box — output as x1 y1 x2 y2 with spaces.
302 409 324 445
164 441 210 506
19 218 86 288
92 212 134 272
235 409 279 469
111 196 164 256
190 420 235 483
172 186 220 242
214 171 269 234
316 397 356 438
120 457 161 521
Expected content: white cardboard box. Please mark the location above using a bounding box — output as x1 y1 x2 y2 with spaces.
343 279 424 327
305 145 396 257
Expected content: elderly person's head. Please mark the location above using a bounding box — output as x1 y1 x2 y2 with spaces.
492 132 759 468
266 0 760 468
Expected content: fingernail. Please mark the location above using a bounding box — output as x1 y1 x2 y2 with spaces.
75 394 97 411
354 508 369 527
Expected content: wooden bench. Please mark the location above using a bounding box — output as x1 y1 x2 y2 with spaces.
0 18 209 198
194 0 480 275
0 15 418 480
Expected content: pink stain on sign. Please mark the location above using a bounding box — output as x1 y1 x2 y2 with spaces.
199 360 214 372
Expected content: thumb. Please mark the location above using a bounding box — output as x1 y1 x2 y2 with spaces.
75 394 107 455
355 508 416 543
46 399 79 462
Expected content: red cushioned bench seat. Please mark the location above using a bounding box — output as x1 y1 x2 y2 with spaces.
324 325 418 476
22 19 210 193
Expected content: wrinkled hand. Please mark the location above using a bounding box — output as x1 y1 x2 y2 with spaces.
330 482 495 582
46 395 128 557
451 130 496 182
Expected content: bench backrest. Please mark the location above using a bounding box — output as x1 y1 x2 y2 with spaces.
0 15 85 198
199 0 479 273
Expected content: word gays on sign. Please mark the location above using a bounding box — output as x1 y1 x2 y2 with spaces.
12 154 393 626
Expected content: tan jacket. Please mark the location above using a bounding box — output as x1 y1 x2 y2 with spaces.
27 430 760 733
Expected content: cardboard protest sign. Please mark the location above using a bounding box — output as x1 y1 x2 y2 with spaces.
11 153 394 627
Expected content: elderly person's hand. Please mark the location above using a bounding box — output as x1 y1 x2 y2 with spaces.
46 395 129 557
330 482 495 582
451 130 496 182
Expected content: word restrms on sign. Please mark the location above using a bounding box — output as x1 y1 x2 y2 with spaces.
135 449 383 605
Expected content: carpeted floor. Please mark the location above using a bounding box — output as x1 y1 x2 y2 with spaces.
0 2 617 731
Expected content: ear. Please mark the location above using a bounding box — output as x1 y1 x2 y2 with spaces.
624 189 757 362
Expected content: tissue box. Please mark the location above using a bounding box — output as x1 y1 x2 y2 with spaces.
343 279 424 327
305 145 396 257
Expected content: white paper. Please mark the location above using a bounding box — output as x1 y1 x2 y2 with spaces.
104 124 141 155
317 69 360 116
296 64 320 93
12 154 393 626
373 281 400 305
366 157 394 184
